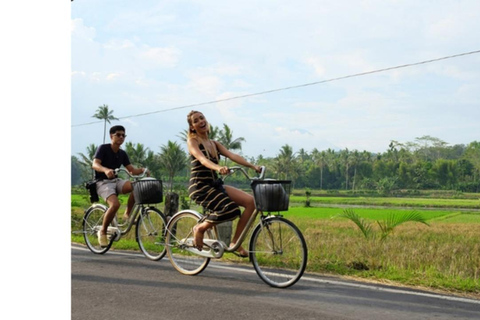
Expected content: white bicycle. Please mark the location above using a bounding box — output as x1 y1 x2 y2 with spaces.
165 166 308 288
82 168 167 261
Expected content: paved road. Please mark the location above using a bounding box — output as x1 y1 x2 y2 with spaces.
72 244 480 320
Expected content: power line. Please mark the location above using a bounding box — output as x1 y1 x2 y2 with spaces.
72 49 480 127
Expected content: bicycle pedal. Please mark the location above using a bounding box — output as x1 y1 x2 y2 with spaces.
107 226 119 233
180 237 194 246
106 227 121 241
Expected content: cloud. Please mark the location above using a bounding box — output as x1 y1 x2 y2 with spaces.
71 71 86 78
103 39 135 50
276 128 313 136
304 56 326 77
140 47 181 67
106 73 122 81
71 18 95 41
187 75 223 96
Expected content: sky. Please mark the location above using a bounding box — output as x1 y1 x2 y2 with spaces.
71 0 480 160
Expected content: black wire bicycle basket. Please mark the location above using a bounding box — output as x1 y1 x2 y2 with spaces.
251 180 291 212
133 178 163 204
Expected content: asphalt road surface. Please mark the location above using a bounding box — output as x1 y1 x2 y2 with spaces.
72 244 480 320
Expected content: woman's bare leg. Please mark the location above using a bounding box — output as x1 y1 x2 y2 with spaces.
224 186 255 255
193 220 213 251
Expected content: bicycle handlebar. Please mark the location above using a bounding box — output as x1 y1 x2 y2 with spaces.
114 167 149 179
223 165 266 181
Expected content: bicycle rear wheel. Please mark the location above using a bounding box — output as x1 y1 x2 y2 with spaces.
83 205 113 254
136 207 167 261
165 211 210 275
250 216 308 288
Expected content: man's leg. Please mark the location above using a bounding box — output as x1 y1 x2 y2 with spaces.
98 194 120 247
101 194 121 235
121 181 134 220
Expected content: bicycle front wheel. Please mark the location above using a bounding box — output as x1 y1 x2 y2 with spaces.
83 205 112 254
165 212 210 275
250 217 308 288
136 207 167 261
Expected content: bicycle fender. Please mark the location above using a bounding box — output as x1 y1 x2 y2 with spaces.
85 203 108 214
165 209 203 230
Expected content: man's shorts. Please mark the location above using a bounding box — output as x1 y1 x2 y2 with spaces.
96 178 128 201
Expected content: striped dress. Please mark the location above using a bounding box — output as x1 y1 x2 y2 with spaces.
188 143 241 224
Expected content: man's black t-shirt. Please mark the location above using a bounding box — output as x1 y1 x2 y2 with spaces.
94 144 131 180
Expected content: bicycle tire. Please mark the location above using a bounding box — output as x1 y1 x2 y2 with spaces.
136 207 167 261
250 216 308 288
83 204 113 254
165 211 211 275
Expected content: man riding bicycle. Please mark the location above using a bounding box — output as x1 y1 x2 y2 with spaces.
92 125 147 247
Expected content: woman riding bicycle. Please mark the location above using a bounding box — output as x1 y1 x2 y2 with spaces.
186 110 261 257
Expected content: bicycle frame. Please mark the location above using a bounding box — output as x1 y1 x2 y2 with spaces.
110 203 144 239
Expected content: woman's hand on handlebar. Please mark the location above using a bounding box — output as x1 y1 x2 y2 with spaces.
252 165 262 173
218 166 230 175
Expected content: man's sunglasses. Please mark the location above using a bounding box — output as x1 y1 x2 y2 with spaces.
114 133 127 138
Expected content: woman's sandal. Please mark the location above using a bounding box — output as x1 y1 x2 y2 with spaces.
232 251 249 258
230 244 249 258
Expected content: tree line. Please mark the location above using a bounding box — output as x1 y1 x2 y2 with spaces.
72 135 480 194
71 105 480 194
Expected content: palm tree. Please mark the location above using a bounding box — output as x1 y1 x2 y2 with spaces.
92 104 119 144
297 148 309 164
124 142 163 178
350 150 361 192
209 124 220 140
339 148 351 190
77 144 98 180
274 145 300 181
465 141 480 183
158 141 187 192
177 129 189 143
125 142 149 167
312 148 327 190
218 124 245 165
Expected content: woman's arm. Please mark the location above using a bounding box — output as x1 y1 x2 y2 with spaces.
188 138 225 173
214 141 261 173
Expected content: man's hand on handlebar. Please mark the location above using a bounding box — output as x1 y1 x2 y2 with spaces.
136 167 150 177
105 168 116 179
143 168 151 177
